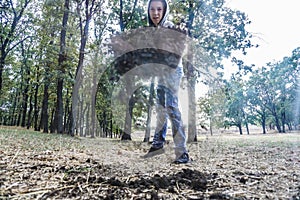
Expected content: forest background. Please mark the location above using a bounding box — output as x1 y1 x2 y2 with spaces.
1 0 300 141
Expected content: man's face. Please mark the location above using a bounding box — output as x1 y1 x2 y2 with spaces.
149 1 164 26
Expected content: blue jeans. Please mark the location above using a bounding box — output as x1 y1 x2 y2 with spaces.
152 67 187 158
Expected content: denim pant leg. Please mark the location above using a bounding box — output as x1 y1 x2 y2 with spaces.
152 86 168 148
153 66 187 157
165 89 187 158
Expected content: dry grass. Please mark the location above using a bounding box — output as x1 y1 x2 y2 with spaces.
0 127 299 199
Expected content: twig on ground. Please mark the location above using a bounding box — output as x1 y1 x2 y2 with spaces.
8 149 20 167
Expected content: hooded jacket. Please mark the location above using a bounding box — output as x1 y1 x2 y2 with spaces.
147 0 183 70
147 0 174 28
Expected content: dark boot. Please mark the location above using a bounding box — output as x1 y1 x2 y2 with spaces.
174 152 189 164
142 145 165 158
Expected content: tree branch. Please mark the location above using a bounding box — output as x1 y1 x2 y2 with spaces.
124 0 138 30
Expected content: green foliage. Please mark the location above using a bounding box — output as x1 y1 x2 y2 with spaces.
1 0 298 136
109 0 148 32
200 46 300 133
197 82 226 130
171 0 254 59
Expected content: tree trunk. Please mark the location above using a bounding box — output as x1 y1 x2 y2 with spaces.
71 0 95 136
119 0 125 31
64 89 70 133
55 79 64 133
20 42 30 128
86 103 90 136
40 82 49 133
209 117 213 135
33 71 40 131
187 75 197 142
270 105 282 133
9 89 20 126
79 95 84 137
122 107 132 140
186 0 197 143
90 62 98 138
144 81 155 142
288 123 292 131
274 113 282 133
245 122 250 135
20 85 29 128
238 124 243 135
67 109 74 136
50 107 56 133
39 32 54 133
102 112 107 137
55 0 70 134
26 94 33 129
261 112 267 134
0 56 4 94
281 109 286 133
82 101 88 137
16 95 22 126
121 80 133 140
110 111 113 138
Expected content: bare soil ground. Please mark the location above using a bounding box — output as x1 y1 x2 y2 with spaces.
0 127 299 199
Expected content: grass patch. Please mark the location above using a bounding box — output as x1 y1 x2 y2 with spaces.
0 126 84 152
198 133 300 148
1 127 299 152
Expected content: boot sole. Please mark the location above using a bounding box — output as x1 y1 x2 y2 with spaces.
141 148 165 159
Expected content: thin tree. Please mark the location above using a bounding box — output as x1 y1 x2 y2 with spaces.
71 0 103 136
0 0 32 93
55 0 70 133
144 80 155 142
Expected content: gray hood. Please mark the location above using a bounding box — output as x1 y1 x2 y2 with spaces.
147 0 171 27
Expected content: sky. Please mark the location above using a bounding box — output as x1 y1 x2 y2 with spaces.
223 0 300 71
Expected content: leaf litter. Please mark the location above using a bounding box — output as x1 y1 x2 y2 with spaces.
0 129 299 199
